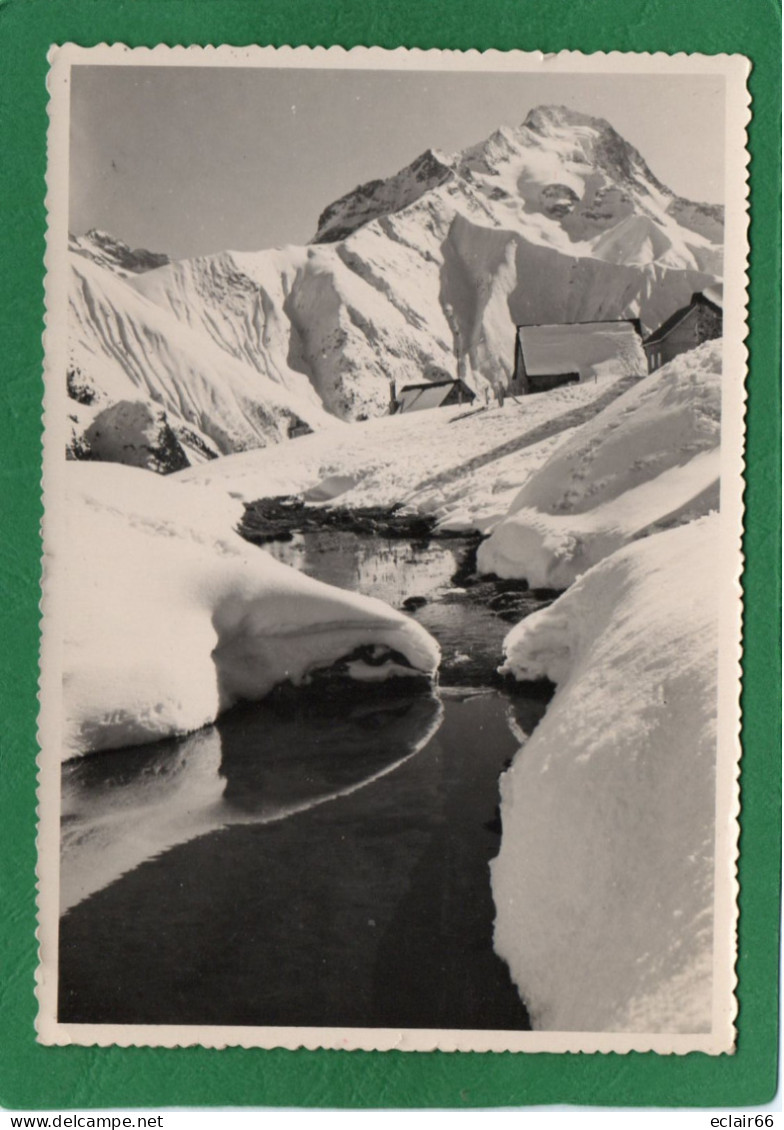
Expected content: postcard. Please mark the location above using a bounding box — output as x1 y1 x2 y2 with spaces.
37 44 749 1054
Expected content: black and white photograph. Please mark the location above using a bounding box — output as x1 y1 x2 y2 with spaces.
37 45 748 1053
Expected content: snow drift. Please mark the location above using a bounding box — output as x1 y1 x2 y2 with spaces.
59 463 440 758
492 517 719 1032
67 105 722 463
478 340 722 587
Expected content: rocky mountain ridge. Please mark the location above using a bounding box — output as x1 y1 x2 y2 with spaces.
69 229 171 276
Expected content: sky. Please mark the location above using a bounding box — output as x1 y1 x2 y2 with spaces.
69 65 726 260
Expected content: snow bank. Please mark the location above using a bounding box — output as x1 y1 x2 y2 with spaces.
479 448 719 589
478 341 721 585
492 518 718 1032
59 464 439 757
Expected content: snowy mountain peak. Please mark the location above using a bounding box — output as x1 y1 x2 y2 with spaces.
311 105 722 260
523 104 595 131
516 106 724 240
522 104 667 193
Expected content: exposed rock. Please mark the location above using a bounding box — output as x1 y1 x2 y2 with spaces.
402 595 428 612
67 365 100 406
80 400 191 474
69 229 170 276
313 149 454 244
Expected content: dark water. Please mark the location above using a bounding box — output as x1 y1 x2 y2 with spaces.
59 528 551 1029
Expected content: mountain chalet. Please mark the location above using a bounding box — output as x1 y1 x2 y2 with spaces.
642 287 723 373
394 377 476 414
511 319 645 394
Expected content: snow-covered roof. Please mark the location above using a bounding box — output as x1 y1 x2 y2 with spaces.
397 378 474 413
516 320 643 378
398 385 453 412
700 283 723 309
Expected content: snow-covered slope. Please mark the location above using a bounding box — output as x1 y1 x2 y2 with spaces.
477 340 722 587
492 517 718 1032
67 252 337 466
176 368 635 513
67 106 722 464
59 463 439 757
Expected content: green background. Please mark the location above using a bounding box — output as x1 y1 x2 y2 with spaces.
0 0 780 1110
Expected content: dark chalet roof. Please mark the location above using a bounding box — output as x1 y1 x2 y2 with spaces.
644 287 723 347
398 378 472 392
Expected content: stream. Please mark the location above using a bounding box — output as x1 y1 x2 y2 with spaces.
58 518 554 1030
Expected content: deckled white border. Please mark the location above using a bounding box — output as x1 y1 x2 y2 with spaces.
36 43 750 1055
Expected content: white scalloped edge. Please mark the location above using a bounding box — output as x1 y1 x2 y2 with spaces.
35 42 751 1058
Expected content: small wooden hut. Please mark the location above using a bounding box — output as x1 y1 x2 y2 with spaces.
395 378 476 414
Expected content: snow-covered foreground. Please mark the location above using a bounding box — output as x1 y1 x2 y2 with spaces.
59 464 439 758
54 333 728 1035
492 517 719 1032
57 364 659 760
478 341 721 586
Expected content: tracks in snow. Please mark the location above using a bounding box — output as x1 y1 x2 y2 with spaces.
407 373 642 500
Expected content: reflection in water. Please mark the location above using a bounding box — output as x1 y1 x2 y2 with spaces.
60 728 224 914
267 528 551 686
61 690 443 914
59 689 541 1029
269 531 458 611
220 690 443 814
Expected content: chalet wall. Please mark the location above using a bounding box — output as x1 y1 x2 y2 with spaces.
645 303 722 372
442 385 472 407
511 337 527 394
527 371 581 394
